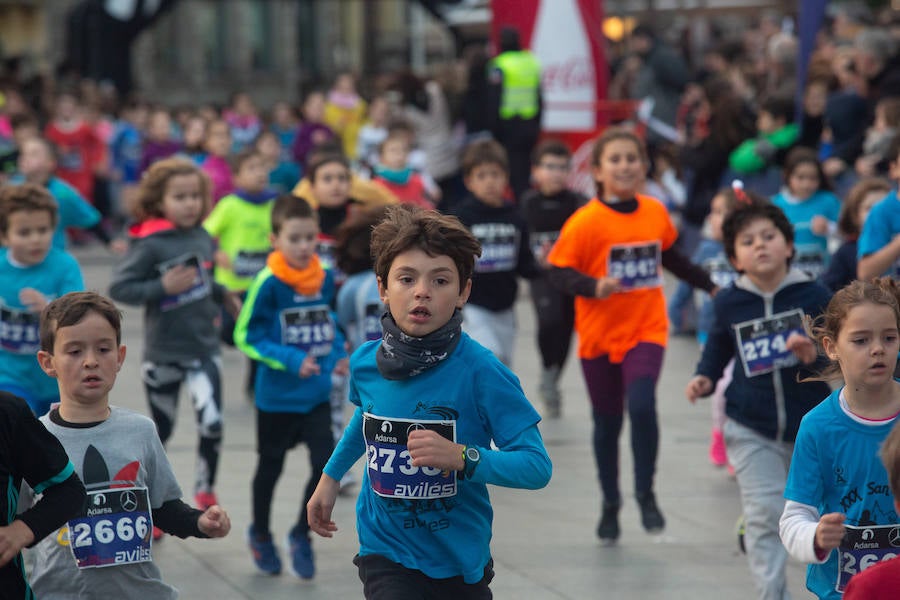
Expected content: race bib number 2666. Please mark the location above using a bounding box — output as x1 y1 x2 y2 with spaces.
67 486 153 569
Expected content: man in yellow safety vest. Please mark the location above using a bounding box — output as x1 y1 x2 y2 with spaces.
487 26 543 201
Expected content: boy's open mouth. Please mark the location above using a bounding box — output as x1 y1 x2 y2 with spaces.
411 307 431 317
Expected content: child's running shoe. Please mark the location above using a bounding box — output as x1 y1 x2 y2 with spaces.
286 526 315 579
194 490 218 511
248 525 282 575
596 501 621 545
709 428 727 467
636 491 665 533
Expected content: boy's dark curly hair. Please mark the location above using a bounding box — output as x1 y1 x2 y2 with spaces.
721 194 794 265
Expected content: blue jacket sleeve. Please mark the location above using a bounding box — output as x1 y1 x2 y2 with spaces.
233 273 307 375
858 201 894 259
323 406 366 481
58 252 85 294
467 424 551 490
335 281 357 333
695 292 735 384
57 184 101 230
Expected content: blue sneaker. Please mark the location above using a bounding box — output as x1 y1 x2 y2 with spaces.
287 527 315 579
248 525 282 575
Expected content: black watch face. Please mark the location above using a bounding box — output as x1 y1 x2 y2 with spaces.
466 447 480 462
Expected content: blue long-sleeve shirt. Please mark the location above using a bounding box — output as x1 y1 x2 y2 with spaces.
0 248 84 402
234 265 346 413
323 334 551 583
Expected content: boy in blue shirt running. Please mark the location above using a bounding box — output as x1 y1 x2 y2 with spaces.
0 183 83 415
308 204 552 598
235 194 348 579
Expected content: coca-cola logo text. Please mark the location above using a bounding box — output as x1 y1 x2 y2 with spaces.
542 57 594 92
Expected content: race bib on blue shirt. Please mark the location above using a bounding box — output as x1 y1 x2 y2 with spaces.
734 309 804 378
608 242 662 290
159 254 211 311
836 524 900 592
281 304 335 356
364 413 458 500
0 304 40 354
67 485 153 569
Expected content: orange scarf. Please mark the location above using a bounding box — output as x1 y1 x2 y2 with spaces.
266 251 326 296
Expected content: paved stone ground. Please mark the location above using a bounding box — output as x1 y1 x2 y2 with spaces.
58 245 812 599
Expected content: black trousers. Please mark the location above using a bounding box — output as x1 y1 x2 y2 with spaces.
251 402 333 537
354 553 494 600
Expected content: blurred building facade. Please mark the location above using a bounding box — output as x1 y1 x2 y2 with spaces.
1 0 794 107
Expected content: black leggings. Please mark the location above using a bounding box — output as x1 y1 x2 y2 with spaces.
580 343 664 504
529 275 575 370
142 357 223 494
252 403 334 537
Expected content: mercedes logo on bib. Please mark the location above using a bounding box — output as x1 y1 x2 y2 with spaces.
889 527 900 548
120 490 138 512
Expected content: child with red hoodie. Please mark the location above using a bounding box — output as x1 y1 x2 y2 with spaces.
44 90 104 204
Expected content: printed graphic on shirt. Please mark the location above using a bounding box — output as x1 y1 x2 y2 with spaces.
58 148 84 171
158 253 211 311
607 241 662 290
231 249 269 279
364 302 384 342
793 246 826 278
530 230 559 262
68 485 152 569
316 238 337 272
363 413 457 500
702 256 738 289
472 223 519 273
734 309 804 378
317 237 346 285
835 524 900 592
56 444 154 569
0 303 40 354
280 304 335 356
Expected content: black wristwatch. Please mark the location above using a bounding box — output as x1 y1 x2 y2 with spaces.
461 446 481 480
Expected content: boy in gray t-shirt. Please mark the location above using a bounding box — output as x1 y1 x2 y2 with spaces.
29 291 231 599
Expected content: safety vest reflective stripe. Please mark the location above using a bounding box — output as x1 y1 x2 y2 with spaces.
492 51 541 120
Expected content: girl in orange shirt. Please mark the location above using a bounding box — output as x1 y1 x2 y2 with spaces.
547 128 716 544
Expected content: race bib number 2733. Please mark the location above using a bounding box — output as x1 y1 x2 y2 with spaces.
363 413 457 500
